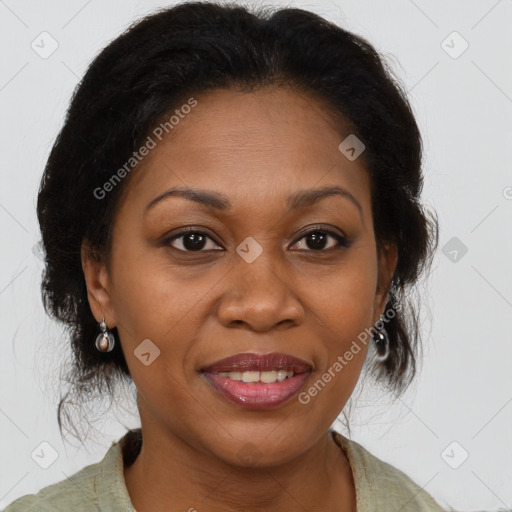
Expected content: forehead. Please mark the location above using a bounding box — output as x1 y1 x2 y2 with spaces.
118 86 371 217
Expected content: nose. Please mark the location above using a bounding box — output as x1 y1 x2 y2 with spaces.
215 254 305 332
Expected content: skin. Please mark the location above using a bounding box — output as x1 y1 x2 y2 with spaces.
82 86 397 512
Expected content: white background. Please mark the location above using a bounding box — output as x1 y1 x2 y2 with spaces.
1 0 511 510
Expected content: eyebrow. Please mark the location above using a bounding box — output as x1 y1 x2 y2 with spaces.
144 185 363 219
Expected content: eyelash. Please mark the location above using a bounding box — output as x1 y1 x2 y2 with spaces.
163 226 350 253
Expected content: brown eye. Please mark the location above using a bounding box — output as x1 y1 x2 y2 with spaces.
291 229 349 251
165 230 222 252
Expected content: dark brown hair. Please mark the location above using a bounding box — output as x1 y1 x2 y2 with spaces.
36 1 438 442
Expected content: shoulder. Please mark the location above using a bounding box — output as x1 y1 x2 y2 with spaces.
332 431 446 512
2 434 136 512
2 459 102 512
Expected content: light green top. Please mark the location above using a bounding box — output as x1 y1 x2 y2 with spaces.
3 429 448 511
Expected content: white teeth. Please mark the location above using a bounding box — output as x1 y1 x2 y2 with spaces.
241 371 260 383
218 370 295 383
260 371 278 383
218 371 242 380
276 370 293 382
277 370 288 382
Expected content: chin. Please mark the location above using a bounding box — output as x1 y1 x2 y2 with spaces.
203 427 307 468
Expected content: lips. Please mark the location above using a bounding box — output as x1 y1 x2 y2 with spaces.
201 352 313 410
202 352 313 374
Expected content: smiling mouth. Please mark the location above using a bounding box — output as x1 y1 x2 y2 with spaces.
215 369 297 383
200 352 313 409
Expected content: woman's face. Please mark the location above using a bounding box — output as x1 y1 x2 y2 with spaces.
83 86 397 466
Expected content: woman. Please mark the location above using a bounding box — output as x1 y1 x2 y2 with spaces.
4 1 446 510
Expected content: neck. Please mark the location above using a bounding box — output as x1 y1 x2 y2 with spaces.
123 426 355 512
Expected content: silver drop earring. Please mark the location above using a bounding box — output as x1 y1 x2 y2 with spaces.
95 316 115 352
372 314 389 362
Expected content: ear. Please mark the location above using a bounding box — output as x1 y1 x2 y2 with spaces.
81 240 116 328
373 241 398 322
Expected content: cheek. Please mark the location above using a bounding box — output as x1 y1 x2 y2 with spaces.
110 242 208 339
110 261 203 416
297 282 372 421
109 243 233 398
310 281 372 382
306 247 378 338
296 250 376 402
